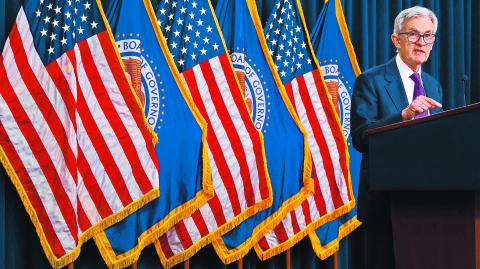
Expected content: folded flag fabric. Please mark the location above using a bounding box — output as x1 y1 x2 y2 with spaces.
0 0 160 267
211 0 313 263
93 0 213 267
308 0 362 258
152 0 272 267
254 0 355 260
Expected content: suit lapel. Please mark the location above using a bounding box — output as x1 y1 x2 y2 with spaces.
383 58 409 112
421 72 435 99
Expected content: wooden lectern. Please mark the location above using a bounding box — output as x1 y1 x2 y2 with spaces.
366 103 480 269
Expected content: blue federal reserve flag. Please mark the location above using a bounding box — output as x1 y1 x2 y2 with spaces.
93 0 213 267
308 0 362 258
212 0 313 263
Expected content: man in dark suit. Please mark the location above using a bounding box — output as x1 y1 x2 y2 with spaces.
351 6 443 269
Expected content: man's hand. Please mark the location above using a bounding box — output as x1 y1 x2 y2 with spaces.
401 95 442 120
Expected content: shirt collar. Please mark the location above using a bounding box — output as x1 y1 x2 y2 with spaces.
395 54 422 80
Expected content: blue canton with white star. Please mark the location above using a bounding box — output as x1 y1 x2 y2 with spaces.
156 0 224 72
23 0 105 65
264 0 315 84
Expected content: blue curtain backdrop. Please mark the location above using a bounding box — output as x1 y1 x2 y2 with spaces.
1 0 479 268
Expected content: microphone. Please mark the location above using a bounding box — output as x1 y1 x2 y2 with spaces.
461 74 469 106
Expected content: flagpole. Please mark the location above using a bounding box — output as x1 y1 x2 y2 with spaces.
334 252 338 269
184 259 190 269
131 262 137 269
286 249 291 269
237 258 243 269
67 263 74 269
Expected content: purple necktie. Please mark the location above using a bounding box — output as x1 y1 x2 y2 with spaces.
410 72 428 118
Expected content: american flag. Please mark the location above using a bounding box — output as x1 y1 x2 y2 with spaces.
254 0 354 259
153 0 271 267
0 0 159 267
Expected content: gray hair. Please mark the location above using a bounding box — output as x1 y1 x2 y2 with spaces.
393 6 438 34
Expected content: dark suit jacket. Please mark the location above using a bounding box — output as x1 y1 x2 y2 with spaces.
351 57 443 222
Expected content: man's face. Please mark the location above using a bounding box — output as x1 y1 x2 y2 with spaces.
391 16 435 71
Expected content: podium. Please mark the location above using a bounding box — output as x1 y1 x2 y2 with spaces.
366 103 480 269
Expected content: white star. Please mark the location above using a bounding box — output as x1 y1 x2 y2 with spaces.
200 8 206 15
193 41 198 48
81 14 87 22
191 52 196 60
195 30 200 37
172 1 177 7
274 29 280 35
35 10 41 17
174 30 180 37
301 42 306 48
54 6 61 14
276 55 282 60
65 12 71 19
279 44 284 50
296 63 302 69
47 3 53 10
278 18 283 24
288 40 293 46
181 47 187 54
67 0 72 5
165 25 171 32
200 48 207 55
282 34 287 40
192 1 197 8
271 39 277 45
91 21 98 29
180 7 186 13
291 66 294 72
206 26 212 32
269 49 273 55
212 43 219 50
159 8 166 15
184 35 191 42
40 28 48 36
78 27 84 34
203 37 209 44
84 2 91 9
178 59 185 66
61 37 67 45
186 24 193 31
51 19 59 27
168 14 174 20
286 50 291 56
48 46 54 54
43 16 51 24
177 18 183 25
295 26 301 33
307 58 312 64
281 7 286 13
283 60 289 67
189 12 195 19
298 52 304 59
40 0 44 4
171 42 177 49
197 19 203 26
280 70 286 77
293 37 298 43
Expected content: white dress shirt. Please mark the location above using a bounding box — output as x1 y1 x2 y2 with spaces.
395 54 423 105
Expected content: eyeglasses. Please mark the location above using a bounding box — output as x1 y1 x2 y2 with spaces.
398 31 436 44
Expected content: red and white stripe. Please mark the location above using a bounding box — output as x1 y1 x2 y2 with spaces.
0 8 159 261
257 69 351 256
155 54 270 267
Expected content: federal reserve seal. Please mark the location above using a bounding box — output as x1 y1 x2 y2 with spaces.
230 52 268 131
321 63 351 139
117 38 164 129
